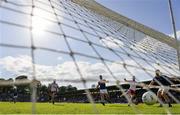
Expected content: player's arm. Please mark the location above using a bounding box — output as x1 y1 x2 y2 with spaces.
104 79 109 83
96 82 99 89
148 79 155 88
149 81 154 86
171 84 179 87
48 84 51 91
56 84 59 92
124 78 132 82
124 78 131 82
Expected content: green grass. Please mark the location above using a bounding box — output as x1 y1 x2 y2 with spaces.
0 102 180 114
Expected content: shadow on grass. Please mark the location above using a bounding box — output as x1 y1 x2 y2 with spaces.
53 103 65 106
107 105 130 108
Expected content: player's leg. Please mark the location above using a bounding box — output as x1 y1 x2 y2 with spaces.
162 89 172 107
127 90 132 106
9 94 12 103
104 89 111 103
105 93 111 103
120 91 127 97
130 90 134 103
157 89 163 107
52 92 55 104
13 96 17 103
131 91 138 105
48 92 51 103
131 94 135 104
129 92 137 106
100 92 104 101
100 91 105 106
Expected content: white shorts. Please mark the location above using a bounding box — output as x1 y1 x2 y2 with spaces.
100 89 108 94
14 96 18 98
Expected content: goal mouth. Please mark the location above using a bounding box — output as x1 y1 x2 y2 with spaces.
0 0 180 114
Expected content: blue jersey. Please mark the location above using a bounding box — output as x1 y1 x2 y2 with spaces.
98 80 106 89
13 89 18 96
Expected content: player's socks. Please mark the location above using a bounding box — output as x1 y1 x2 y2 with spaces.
168 103 172 107
101 102 105 106
103 102 105 106
134 100 138 105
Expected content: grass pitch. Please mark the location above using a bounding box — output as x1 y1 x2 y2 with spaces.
0 102 180 114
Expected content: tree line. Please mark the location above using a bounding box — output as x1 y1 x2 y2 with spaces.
0 75 77 101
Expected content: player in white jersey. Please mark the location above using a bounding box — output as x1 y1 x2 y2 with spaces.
49 80 59 104
124 76 138 106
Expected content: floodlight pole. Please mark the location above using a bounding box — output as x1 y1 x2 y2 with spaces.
168 0 180 71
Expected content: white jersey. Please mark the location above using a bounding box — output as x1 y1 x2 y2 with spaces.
129 80 136 91
50 83 59 92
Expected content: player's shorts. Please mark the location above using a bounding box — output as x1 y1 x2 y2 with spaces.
100 89 108 94
14 96 17 98
51 91 57 95
127 89 136 95
158 87 169 93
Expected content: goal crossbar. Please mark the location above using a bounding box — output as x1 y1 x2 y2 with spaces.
72 0 180 50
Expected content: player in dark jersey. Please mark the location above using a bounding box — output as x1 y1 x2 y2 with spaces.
149 69 172 107
48 80 59 104
12 86 18 103
96 75 110 106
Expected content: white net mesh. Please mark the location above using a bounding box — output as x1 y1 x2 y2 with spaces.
0 0 180 114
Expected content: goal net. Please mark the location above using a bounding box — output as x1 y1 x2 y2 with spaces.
0 0 179 114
